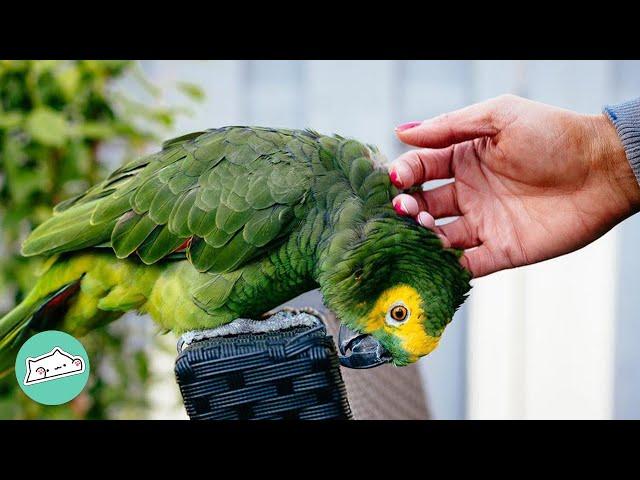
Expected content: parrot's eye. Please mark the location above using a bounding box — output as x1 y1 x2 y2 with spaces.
386 303 410 326
391 305 408 321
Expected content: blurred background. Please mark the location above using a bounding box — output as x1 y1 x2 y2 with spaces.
1 60 639 419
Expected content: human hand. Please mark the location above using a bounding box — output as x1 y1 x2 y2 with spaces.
390 94 640 278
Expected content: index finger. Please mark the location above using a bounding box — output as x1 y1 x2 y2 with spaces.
395 97 503 149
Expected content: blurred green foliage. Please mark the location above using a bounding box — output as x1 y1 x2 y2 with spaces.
0 60 202 419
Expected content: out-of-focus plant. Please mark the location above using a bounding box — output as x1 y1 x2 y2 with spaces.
0 60 203 419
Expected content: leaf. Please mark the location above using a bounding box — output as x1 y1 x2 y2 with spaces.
74 122 117 140
30 60 58 76
0 59 199 420
24 107 68 147
0 112 24 130
8 168 48 204
56 65 81 100
177 82 205 102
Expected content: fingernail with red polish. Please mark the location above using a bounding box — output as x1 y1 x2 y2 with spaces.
395 121 422 132
393 199 408 215
389 169 403 188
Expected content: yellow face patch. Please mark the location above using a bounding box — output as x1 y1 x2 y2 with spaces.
363 284 441 363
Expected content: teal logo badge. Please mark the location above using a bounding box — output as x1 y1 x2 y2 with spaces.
15 330 90 405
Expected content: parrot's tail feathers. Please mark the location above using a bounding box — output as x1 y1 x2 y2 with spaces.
0 280 81 378
29 280 82 331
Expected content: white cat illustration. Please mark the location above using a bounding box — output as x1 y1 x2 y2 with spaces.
24 347 85 385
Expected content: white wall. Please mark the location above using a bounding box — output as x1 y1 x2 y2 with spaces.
132 60 640 419
468 61 618 419
611 61 640 419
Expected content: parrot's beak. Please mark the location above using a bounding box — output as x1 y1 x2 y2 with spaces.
338 324 392 369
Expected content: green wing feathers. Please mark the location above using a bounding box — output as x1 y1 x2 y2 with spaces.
21 127 316 274
3 126 403 374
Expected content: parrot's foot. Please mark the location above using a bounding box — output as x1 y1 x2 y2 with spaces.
178 308 325 352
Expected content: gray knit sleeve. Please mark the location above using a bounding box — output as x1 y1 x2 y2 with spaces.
604 98 640 185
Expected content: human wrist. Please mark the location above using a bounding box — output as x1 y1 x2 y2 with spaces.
586 113 640 218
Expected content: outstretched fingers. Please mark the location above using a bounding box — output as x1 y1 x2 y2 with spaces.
388 146 455 189
392 188 480 250
391 191 499 278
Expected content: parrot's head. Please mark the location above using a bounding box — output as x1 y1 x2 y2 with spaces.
321 216 471 369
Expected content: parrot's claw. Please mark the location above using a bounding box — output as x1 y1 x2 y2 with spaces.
291 306 324 318
260 305 324 319
179 309 325 352
260 307 292 319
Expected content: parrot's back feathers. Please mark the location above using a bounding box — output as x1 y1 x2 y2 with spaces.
137 224 187 265
302 128 322 139
111 212 156 258
21 127 321 275
162 131 206 149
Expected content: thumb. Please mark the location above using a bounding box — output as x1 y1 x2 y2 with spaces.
396 95 510 148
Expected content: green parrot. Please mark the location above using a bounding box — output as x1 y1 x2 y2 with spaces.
0 126 470 374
